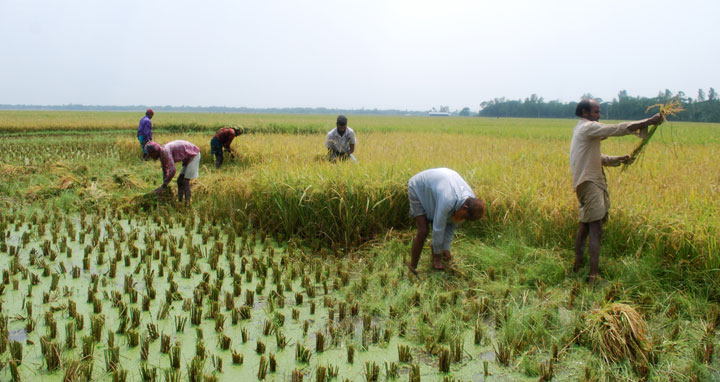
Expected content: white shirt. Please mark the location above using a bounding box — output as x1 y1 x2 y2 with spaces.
569 118 633 191
408 168 475 253
325 127 356 154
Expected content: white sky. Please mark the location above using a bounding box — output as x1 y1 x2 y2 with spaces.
0 0 717 110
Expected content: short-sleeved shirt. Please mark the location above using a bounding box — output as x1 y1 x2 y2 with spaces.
214 128 236 148
159 140 201 180
138 116 153 141
569 118 632 191
407 168 474 254
325 127 356 154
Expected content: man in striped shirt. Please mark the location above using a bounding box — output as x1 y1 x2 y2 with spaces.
145 140 201 204
210 127 242 168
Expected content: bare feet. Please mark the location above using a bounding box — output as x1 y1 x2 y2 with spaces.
573 261 583 273
432 254 445 270
587 273 601 284
406 263 419 278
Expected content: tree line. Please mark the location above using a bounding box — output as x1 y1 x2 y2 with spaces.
478 89 720 122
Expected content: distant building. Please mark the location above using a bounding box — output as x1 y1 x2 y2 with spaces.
428 112 450 117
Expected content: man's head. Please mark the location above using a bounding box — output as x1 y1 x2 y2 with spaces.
145 141 162 160
336 115 348 135
575 99 600 121
233 127 243 136
451 197 486 223
146 109 154 119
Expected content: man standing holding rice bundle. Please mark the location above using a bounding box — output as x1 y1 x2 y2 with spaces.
570 99 662 283
407 168 486 275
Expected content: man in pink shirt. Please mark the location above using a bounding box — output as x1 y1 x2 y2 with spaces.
145 140 201 204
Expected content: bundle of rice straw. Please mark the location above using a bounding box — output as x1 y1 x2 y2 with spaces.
583 303 651 365
623 98 684 170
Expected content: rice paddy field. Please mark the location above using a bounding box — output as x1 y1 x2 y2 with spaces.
1 111 720 381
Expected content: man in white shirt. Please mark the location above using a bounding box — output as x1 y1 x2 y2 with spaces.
407 168 486 275
570 99 662 282
325 115 356 161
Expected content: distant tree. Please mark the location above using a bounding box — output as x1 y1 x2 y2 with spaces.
581 93 602 103
459 107 471 117
477 89 720 122
698 88 706 102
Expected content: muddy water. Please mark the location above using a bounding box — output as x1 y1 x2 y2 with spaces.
0 214 522 382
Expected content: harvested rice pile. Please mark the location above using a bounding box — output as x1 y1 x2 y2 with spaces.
584 303 651 365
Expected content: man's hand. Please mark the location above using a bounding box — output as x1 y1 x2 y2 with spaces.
154 186 165 195
618 154 632 164
647 113 663 127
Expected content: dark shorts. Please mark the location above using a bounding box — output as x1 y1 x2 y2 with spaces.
210 137 223 160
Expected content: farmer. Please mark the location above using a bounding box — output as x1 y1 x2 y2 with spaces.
137 109 154 160
145 140 201 204
325 115 356 161
407 168 486 275
570 99 663 282
210 127 242 168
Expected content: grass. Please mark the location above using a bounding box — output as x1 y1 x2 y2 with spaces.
1 112 719 380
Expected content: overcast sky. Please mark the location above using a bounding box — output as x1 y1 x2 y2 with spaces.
1 0 717 110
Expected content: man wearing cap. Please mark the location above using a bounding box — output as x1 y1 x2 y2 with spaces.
325 115 356 161
407 168 486 275
145 140 201 204
210 127 243 169
137 109 154 160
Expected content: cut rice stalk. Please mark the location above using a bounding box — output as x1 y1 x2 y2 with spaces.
623 99 684 170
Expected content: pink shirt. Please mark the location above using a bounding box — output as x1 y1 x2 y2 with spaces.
159 140 200 179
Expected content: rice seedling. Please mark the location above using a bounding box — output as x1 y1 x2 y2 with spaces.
364 361 380 382
269 352 277 372
292 369 304 382
398 344 412 363
257 355 269 380
296 343 312 363
231 350 243 364
211 353 223 372
169 344 182 369
105 346 120 372
493 340 512 367
316 331 325 352
187 356 205 382
385 361 399 380
10 340 23 364
275 330 287 349
139 363 157 382
409 363 421 382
